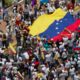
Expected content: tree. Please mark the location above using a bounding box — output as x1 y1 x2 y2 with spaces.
4 0 13 7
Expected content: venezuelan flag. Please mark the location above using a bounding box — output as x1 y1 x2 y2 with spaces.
29 8 67 36
39 12 75 40
51 20 80 41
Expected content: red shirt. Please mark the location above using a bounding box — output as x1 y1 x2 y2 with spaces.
34 61 40 66
16 20 21 26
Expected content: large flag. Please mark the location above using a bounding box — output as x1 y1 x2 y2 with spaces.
51 19 80 41
29 8 67 36
39 12 75 40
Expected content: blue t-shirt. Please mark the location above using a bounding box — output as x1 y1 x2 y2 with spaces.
40 0 48 3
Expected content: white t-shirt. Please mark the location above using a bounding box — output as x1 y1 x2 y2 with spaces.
6 62 12 67
62 52 67 58
63 37 68 45
47 6 55 13
69 67 75 75
52 69 57 78
59 43 65 49
77 60 80 67
45 53 52 62
6 77 11 80
23 52 29 59
65 61 71 68
74 74 80 80
32 71 37 80
70 60 76 65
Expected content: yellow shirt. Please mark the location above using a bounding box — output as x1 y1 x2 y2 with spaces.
37 72 43 78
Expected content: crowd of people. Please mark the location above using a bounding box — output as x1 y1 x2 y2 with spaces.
0 0 80 80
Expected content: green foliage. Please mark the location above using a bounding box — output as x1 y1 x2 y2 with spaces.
4 0 13 7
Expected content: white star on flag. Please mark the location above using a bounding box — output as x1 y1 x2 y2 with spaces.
56 22 59 25
55 27 59 30
60 20 62 22
57 32 60 34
